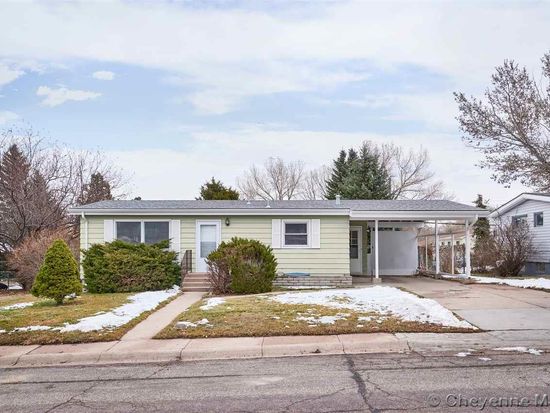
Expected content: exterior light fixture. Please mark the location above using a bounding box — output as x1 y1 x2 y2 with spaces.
225 217 231 226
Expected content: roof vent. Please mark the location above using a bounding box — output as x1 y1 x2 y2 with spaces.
246 200 251 205
265 200 271 209
335 195 341 205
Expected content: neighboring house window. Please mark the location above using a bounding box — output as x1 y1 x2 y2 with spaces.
534 212 544 227
116 221 170 244
512 215 528 225
283 221 309 247
535 262 546 273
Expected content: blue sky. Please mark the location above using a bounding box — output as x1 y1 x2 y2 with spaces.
1 0 549 205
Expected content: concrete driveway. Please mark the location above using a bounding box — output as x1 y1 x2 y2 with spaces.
356 276 550 331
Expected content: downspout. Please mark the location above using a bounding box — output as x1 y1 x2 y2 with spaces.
80 212 88 282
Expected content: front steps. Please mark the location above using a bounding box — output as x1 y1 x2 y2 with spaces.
181 272 210 292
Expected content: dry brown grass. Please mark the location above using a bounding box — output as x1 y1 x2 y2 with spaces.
156 294 474 340
0 292 179 345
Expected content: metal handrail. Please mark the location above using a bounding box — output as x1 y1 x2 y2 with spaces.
181 249 192 280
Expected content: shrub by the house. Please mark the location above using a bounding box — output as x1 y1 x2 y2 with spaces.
7 228 78 290
206 237 277 294
31 239 82 305
82 240 180 293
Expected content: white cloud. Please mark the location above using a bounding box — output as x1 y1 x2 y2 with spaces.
0 63 24 88
108 125 527 207
36 86 101 107
92 70 115 80
0 110 18 124
0 1 548 111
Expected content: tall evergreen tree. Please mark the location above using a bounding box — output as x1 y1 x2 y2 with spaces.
472 194 491 241
78 172 113 205
197 177 239 200
325 142 392 200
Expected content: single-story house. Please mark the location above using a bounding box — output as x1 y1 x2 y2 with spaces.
69 198 487 287
489 192 550 275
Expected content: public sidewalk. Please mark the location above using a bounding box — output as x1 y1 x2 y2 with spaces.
2 329 550 368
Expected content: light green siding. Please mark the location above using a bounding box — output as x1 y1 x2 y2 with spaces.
81 215 350 277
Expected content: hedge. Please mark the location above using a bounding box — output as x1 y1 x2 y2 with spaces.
82 240 180 293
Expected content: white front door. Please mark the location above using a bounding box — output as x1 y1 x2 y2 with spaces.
196 220 221 272
350 226 363 275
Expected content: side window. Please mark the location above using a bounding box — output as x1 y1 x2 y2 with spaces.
283 222 309 247
534 212 544 227
512 215 528 225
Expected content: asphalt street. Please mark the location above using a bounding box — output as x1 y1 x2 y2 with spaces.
1 352 550 412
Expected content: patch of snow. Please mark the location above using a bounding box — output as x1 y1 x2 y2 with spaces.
0 302 34 311
296 313 350 325
200 297 225 311
455 352 471 357
270 286 474 329
13 325 52 332
271 316 281 320
177 318 211 328
356 324 364 328
0 329 6 334
441 274 468 280
58 286 180 333
493 346 543 356
478 357 492 361
470 276 550 290
8 285 22 290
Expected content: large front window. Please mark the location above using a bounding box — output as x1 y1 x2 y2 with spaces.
283 221 309 247
116 221 170 244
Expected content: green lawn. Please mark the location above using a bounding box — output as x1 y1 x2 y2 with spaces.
0 292 178 345
156 294 474 340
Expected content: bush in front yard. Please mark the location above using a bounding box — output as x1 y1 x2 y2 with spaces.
31 239 82 305
82 240 180 293
492 220 536 277
207 237 277 294
7 228 79 290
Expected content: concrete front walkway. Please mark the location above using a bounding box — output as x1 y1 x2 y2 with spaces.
121 292 203 341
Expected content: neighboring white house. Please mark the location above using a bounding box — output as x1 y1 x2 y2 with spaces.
489 193 550 275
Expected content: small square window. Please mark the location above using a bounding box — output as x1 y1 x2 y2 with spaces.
284 222 309 246
144 222 170 244
512 215 528 225
534 212 544 227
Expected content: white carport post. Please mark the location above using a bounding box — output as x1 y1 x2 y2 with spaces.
374 219 380 283
465 219 471 276
434 220 440 274
451 233 455 275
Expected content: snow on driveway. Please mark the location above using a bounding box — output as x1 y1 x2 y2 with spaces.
470 276 550 290
270 286 474 329
0 302 34 311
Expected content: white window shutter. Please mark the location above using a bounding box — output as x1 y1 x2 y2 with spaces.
170 220 181 258
103 220 114 243
311 219 321 248
271 219 281 248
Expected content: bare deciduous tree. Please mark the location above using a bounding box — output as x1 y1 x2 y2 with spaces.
455 52 550 191
0 127 127 253
300 166 330 200
491 219 536 278
237 157 305 200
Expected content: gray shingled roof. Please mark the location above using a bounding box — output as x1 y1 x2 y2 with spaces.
74 199 482 212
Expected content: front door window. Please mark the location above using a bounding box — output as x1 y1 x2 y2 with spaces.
200 224 218 259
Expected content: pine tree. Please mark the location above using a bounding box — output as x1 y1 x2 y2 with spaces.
325 150 348 199
78 172 113 205
197 177 239 200
325 142 392 200
472 194 491 241
31 239 82 305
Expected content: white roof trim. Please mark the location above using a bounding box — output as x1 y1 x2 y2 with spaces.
70 207 486 220
70 208 350 216
489 193 550 218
